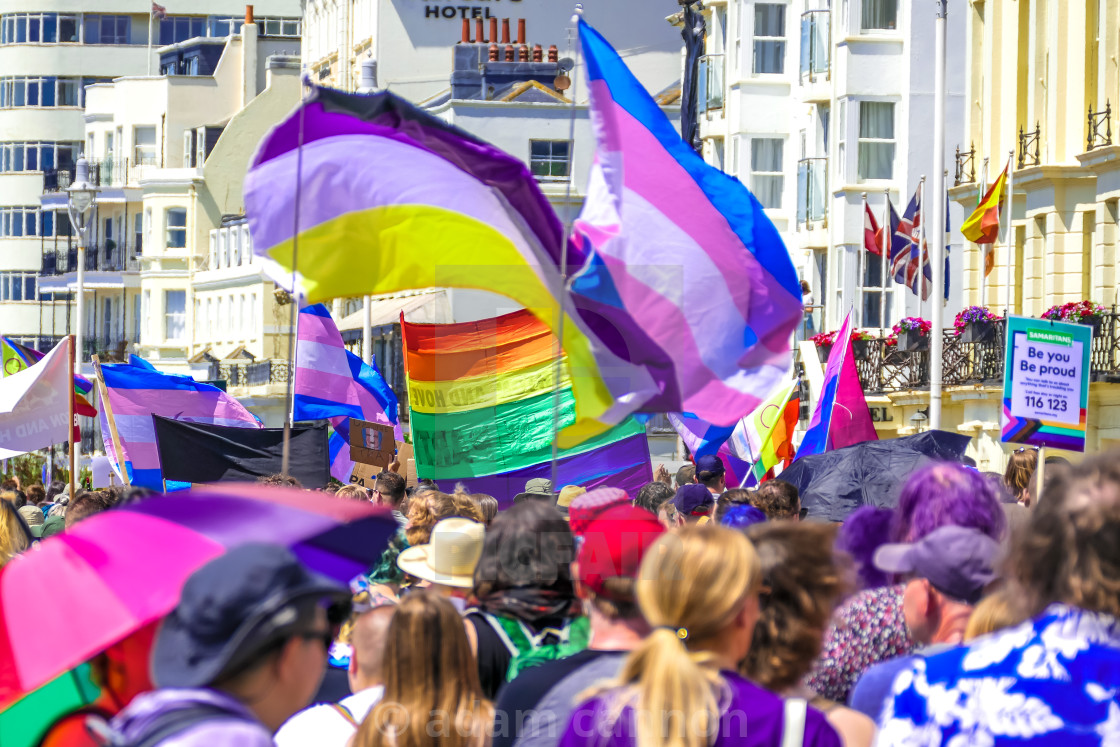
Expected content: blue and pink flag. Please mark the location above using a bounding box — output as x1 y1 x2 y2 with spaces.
795 312 878 460
293 304 400 482
667 412 752 487
99 360 262 489
568 20 802 431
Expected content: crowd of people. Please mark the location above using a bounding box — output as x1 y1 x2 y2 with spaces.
3 443 1119 746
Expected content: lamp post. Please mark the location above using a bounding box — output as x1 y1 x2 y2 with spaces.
929 0 948 429
66 157 99 486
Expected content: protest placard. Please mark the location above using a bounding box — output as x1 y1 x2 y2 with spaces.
349 419 396 468
1002 316 1091 451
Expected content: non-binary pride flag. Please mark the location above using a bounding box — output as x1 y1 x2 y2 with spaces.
569 20 802 433
0 339 72 459
402 309 652 506
244 87 636 448
99 360 262 489
293 304 400 482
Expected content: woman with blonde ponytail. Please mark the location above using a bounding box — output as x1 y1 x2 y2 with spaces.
559 525 841 747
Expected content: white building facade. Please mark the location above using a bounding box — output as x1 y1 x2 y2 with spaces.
698 0 968 333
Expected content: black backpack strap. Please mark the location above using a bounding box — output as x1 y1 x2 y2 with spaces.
126 703 252 747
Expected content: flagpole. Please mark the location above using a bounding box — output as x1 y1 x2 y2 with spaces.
979 157 989 308
928 0 947 430
91 355 131 487
147 8 154 76
881 188 890 332
67 335 76 498
550 6 583 491
1003 151 1014 317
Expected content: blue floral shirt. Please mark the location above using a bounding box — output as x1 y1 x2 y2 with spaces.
878 604 1120 746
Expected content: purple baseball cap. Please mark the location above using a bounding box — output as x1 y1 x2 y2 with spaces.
672 483 715 517
873 525 999 604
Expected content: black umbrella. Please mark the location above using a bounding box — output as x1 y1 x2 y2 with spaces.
781 430 973 522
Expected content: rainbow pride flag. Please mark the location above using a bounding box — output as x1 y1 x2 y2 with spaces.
402 310 652 506
243 88 644 448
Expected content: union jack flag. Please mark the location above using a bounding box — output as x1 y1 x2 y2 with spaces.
891 190 923 295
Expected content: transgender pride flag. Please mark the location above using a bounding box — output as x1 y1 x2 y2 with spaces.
569 20 803 429
100 359 262 489
293 304 400 481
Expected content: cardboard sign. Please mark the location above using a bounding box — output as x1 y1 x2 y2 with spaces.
349 462 379 488
396 441 414 486
406 458 418 488
1002 316 1091 452
350 419 396 468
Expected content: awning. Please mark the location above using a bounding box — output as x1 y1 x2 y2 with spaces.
338 290 452 333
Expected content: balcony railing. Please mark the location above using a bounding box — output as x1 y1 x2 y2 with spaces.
796 157 828 225
207 360 291 388
1018 123 1041 168
698 54 724 113
847 312 1120 394
82 337 132 362
43 163 103 193
799 10 831 82
954 143 976 186
1088 102 1112 151
40 244 139 276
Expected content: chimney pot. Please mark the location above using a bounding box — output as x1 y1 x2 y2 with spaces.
500 18 511 44
518 44 529 62
489 18 498 46
504 44 514 62
532 44 543 62
548 44 559 63
475 18 485 43
245 4 254 24
517 18 526 45
461 18 471 43
488 43 499 62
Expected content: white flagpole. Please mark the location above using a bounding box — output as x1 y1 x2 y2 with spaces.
1003 151 1014 317
881 188 890 332
147 8 154 76
929 0 947 430
979 157 989 308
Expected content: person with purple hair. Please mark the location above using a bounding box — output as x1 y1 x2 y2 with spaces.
804 462 1005 704
835 507 895 591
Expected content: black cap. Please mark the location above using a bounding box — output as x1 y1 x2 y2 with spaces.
152 544 349 689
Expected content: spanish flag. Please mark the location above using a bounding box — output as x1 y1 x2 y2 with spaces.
962 162 1008 246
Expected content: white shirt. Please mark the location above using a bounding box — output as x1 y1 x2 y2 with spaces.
274 686 384 747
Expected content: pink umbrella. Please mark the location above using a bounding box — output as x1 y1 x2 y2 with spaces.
0 484 396 707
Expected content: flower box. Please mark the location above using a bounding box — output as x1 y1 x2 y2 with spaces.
817 344 833 363
852 339 872 358
898 329 929 351
959 320 996 344
1080 317 1103 337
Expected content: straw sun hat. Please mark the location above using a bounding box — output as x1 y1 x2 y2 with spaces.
396 517 485 588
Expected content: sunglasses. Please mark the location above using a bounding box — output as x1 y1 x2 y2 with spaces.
297 628 334 651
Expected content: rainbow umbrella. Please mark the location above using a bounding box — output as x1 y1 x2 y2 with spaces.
0 484 396 744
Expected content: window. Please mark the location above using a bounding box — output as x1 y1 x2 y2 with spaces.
862 0 898 31
164 290 186 341
134 212 143 253
529 140 571 182
242 225 252 262
207 298 215 338
142 290 150 338
0 273 37 301
0 207 46 237
0 77 92 108
249 292 258 334
750 138 784 209
133 295 141 341
0 13 78 44
231 227 242 266
83 15 130 45
166 208 187 248
857 102 895 181
0 142 76 173
133 126 157 166
860 247 891 328
753 4 786 75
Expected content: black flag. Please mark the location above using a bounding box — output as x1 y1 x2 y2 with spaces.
153 416 330 488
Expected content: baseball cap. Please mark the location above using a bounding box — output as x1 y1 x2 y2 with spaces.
576 505 665 600
695 454 725 478
568 487 631 537
555 485 586 517
873 525 999 605
672 483 715 517
514 477 554 504
152 544 350 688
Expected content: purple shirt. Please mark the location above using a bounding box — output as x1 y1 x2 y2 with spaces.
558 670 842 747
110 688 274 747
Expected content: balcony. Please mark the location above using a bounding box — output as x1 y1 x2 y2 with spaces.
82 336 133 362
846 312 1120 394
207 359 291 388
40 243 140 277
43 163 105 194
799 11 831 85
698 54 724 113
796 157 828 229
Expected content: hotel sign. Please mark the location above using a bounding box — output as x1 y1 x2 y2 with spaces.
417 0 524 21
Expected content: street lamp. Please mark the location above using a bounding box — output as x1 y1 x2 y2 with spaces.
66 157 99 484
